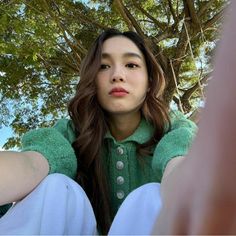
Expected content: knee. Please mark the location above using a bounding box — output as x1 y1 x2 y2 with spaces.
40 174 84 195
34 174 90 205
129 183 161 199
43 173 72 184
123 183 162 207
41 175 94 219
41 173 72 188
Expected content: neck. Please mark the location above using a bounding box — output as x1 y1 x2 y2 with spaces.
108 112 141 141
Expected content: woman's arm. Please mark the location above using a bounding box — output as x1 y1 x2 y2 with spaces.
160 156 186 198
153 2 236 234
161 156 185 180
0 151 49 205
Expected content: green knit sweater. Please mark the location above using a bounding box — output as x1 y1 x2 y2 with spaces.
0 111 197 217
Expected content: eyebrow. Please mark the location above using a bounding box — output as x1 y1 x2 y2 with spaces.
101 52 143 60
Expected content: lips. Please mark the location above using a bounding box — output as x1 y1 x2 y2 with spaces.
109 87 129 97
109 87 129 94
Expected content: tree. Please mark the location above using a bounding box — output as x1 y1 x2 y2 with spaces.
0 0 228 148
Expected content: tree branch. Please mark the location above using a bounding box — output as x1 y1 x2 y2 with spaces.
172 0 209 77
113 0 146 38
167 0 178 23
173 23 189 74
181 74 211 105
62 1 108 30
154 30 175 43
23 1 46 16
132 0 168 31
42 0 87 57
131 0 167 31
148 37 169 73
185 0 200 26
49 57 79 74
76 13 108 30
25 0 87 58
113 0 133 30
198 0 218 17
202 8 225 31
173 95 183 112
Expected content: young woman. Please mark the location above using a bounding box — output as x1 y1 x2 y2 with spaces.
0 29 197 235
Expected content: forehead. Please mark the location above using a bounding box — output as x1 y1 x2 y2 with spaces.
101 36 144 58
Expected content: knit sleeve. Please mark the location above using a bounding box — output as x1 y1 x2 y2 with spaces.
21 119 77 179
152 111 198 178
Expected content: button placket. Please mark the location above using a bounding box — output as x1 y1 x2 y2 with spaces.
116 161 124 170
116 190 125 200
116 176 124 185
116 146 124 155
115 146 126 200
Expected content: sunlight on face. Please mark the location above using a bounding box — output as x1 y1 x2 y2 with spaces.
95 36 149 118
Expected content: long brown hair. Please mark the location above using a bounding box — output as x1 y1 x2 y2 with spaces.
68 28 170 234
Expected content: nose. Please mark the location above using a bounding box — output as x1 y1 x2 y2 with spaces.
111 66 125 83
111 76 124 83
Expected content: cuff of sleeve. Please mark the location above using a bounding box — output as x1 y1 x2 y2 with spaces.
152 127 196 179
21 128 77 179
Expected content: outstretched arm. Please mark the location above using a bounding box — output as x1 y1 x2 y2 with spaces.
153 2 236 234
0 151 49 205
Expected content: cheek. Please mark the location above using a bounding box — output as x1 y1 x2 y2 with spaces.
131 74 149 91
96 85 107 106
95 73 109 87
95 76 104 91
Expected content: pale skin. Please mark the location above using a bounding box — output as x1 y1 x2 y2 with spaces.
0 151 49 205
0 36 182 207
153 2 236 234
95 36 149 141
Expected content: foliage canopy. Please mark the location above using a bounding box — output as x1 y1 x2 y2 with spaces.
0 0 228 148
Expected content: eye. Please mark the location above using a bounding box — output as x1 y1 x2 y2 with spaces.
100 64 110 70
126 63 139 69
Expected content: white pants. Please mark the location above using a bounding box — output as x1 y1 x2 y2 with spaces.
0 174 162 235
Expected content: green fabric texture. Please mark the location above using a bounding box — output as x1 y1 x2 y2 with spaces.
0 111 197 218
152 111 198 176
21 119 77 179
103 110 197 215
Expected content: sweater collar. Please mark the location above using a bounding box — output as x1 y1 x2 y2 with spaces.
104 117 154 144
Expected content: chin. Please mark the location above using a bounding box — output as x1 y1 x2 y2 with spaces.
109 110 129 115
107 108 141 117
107 105 128 113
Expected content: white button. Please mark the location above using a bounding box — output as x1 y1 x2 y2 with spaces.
116 161 124 170
116 146 124 155
116 176 124 185
116 190 125 199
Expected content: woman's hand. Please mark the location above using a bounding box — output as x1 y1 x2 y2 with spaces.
153 2 236 234
154 156 236 234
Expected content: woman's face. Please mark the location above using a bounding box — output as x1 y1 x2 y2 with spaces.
95 36 149 117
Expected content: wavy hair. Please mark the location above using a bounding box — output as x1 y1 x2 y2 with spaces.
68 28 170 234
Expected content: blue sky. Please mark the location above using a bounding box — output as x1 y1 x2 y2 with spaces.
0 126 12 150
